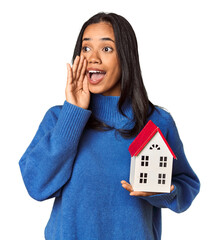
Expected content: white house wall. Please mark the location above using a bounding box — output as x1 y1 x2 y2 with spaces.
129 156 136 186
132 132 173 193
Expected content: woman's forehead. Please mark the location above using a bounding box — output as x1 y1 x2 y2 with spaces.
83 22 115 40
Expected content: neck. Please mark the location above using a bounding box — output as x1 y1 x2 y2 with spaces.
89 93 134 127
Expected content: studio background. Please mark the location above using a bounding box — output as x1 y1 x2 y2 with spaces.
0 0 218 239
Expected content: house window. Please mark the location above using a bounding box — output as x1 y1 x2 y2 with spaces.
139 172 148 184
158 174 166 184
149 144 160 150
141 156 149 167
159 156 167 167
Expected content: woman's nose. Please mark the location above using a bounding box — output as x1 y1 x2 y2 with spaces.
88 51 102 64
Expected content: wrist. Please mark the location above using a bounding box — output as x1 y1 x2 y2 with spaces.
66 99 88 110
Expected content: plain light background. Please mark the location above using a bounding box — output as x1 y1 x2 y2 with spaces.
1 0 218 239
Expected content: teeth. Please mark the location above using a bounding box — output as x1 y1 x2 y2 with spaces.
89 70 104 74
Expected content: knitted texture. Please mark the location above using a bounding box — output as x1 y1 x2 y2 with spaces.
19 93 200 240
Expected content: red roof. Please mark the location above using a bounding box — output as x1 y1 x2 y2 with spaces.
128 120 176 159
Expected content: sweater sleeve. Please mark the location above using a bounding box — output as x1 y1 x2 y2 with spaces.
139 115 200 213
19 101 92 201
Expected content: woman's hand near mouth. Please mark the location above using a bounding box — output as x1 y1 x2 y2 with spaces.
66 55 90 109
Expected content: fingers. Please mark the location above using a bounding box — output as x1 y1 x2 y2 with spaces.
72 56 80 80
68 55 87 84
170 185 175 192
121 180 133 193
66 63 73 85
76 55 86 80
121 180 159 197
83 75 89 93
78 58 87 83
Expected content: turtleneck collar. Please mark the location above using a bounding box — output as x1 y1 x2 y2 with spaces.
89 93 134 127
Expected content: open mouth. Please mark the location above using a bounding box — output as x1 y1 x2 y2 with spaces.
88 70 106 82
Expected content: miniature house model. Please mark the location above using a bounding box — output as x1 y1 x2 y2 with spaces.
128 120 177 193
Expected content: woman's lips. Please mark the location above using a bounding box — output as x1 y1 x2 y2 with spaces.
86 71 106 85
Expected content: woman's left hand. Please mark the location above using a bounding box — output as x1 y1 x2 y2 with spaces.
121 180 174 197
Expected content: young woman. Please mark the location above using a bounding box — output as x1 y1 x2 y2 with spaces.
19 12 200 240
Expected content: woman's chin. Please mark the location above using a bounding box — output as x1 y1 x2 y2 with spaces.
88 85 104 95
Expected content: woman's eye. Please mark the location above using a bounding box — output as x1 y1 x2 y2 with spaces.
82 46 90 52
103 47 113 52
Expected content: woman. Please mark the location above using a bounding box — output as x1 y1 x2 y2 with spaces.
19 12 200 240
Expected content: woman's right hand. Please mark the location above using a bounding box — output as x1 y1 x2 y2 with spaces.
66 55 90 109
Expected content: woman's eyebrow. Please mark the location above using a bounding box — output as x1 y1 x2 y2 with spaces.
82 37 115 42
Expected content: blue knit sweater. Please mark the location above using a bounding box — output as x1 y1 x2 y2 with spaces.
19 94 200 240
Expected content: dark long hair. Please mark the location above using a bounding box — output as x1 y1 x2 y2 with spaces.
72 12 155 138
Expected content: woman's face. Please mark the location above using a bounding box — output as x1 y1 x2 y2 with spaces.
80 22 121 96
